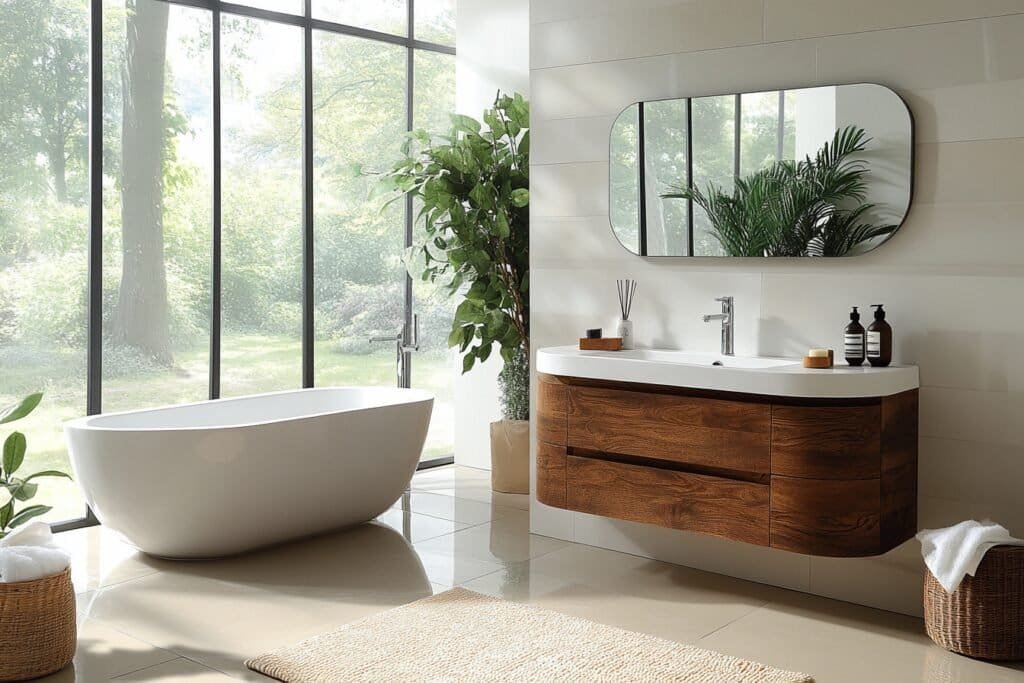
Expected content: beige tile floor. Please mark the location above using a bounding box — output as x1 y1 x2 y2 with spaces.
41 465 1024 682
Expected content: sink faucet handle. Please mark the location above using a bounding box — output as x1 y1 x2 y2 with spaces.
715 296 733 304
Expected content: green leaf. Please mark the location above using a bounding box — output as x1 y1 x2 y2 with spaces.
0 502 12 529
2 432 26 477
462 353 476 374
0 489 10 509
7 479 37 502
449 114 481 135
495 209 510 239
24 470 71 482
510 188 529 208
0 393 42 424
8 505 51 529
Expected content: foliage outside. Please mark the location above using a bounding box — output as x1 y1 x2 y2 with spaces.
0 394 71 539
663 126 896 257
380 93 530 421
1 0 458 522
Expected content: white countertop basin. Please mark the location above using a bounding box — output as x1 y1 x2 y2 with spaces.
536 346 919 399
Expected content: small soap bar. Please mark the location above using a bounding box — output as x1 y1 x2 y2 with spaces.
803 348 835 369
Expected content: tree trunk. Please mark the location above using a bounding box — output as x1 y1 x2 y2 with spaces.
111 0 171 363
47 140 67 203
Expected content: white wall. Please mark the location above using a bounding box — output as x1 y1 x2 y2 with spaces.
453 0 530 469
529 0 1024 616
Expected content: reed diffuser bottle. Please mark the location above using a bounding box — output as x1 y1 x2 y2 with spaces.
616 279 637 350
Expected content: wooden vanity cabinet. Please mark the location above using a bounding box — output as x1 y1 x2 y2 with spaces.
536 373 918 557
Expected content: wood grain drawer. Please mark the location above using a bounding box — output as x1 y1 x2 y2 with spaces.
770 475 881 556
771 404 881 480
566 456 770 546
538 378 568 445
567 386 770 474
536 442 567 508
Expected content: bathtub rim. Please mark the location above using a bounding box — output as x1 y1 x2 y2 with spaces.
63 386 434 433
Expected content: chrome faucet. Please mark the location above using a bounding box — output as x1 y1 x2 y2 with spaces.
702 296 734 356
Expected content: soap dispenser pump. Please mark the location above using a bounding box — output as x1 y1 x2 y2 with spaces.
844 306 865 366
867 304 892 367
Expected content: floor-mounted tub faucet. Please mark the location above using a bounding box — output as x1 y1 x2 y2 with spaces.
702 296 734 356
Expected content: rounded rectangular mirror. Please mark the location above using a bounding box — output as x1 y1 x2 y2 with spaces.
609 83 913 257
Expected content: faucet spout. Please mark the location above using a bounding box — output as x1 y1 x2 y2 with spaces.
702 297 734 356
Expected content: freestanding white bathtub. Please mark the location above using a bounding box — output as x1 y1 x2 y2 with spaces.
64 387 432 559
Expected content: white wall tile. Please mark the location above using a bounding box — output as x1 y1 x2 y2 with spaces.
572 513 812 592
815 15 1024 91
531 115 615 164
531 0 690 26
765 0 1024 42
531 162 609 217
918 437 1024 514
532 0 764 69
915 138 1024 204
904 79 1024 144
530 216 626 268
532 41 819 121
809 554 925 617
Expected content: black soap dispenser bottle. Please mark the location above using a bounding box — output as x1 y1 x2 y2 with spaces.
867 304 892 367
844 306 865 366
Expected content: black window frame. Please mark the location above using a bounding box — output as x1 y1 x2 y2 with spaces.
53 0 456 533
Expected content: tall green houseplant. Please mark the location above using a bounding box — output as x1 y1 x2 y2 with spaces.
381 92 530 420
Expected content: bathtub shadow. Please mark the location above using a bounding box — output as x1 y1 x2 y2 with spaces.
131 521 433 603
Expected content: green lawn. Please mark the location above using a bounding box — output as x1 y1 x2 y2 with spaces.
1 334 454 524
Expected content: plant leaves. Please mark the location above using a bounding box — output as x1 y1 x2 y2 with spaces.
2 432 26 477
7 479 37 501
0 393 42 424
0 489 11 509
25 470 72 482
510 188 529 208
449 114 482 135
9 504 51 529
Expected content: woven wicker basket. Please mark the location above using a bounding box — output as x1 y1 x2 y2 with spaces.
924 545 1024 661
0 567 77 681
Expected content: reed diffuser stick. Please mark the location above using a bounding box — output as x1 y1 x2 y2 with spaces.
617 279 637 320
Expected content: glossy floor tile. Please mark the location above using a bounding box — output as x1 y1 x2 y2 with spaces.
34 466 1024 681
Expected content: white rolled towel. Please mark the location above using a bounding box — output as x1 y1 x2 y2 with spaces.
917 520 1024 594
0 521 56 548
0 545 71 583
0 521 71 583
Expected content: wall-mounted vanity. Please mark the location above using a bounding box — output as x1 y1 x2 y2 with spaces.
536 347 919 557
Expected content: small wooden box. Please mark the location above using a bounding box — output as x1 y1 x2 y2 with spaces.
579 337 623 351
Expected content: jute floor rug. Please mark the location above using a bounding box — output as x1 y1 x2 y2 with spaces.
247 588 813 682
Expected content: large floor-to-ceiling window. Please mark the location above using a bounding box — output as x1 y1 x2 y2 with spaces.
0 0 456 529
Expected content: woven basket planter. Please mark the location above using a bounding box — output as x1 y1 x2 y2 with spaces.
0 568 76 681
924 545 1024 661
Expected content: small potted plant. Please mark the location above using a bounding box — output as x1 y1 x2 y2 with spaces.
0 393 76 681
382 93 530 492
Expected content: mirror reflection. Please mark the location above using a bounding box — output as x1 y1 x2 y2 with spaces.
609 83 913 257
